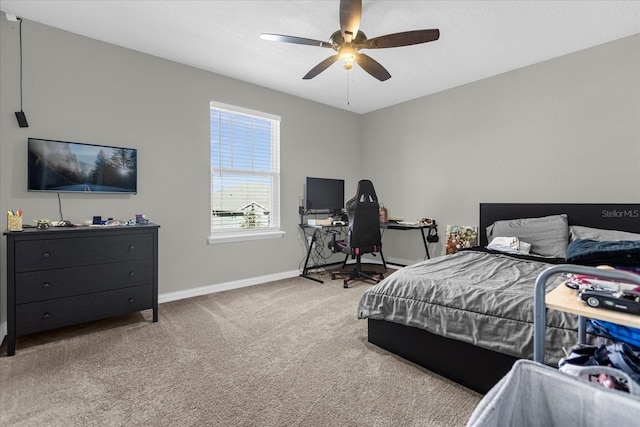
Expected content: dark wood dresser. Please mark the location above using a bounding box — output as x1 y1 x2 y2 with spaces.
3 223 159 356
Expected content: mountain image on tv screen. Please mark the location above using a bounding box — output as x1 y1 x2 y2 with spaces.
28 138 137 193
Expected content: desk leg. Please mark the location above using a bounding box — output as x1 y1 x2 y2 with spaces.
300 228 324 284
420 228 431 260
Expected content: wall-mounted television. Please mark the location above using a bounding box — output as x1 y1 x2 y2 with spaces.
28 138 137 194
305 177 344 213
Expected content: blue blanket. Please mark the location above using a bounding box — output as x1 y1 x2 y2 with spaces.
566 239 640 266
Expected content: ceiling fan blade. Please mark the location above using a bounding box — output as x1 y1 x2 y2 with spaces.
260 33 333 48
355 53 391 81
339 0 362 43
362 29 440 49
303 55 340 80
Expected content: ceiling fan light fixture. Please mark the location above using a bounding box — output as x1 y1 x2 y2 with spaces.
339 46 357 70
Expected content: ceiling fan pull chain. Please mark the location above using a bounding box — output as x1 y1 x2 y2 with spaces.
346 71 350 105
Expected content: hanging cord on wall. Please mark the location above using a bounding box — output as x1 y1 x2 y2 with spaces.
12 16 28 127
18 17 24 111
57 193 65 222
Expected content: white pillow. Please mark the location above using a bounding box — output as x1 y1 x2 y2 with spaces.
487 237 532 255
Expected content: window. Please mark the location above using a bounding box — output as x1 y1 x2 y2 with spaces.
209 101 283 244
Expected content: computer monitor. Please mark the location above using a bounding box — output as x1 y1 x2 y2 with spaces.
305 177 345 213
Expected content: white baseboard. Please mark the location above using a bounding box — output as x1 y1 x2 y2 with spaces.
158 269 301 304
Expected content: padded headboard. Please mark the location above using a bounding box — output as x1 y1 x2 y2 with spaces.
479 203 640 247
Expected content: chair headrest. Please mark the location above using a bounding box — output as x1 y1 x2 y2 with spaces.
355 180 378 204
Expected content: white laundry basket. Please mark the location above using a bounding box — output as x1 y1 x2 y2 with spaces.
466 359 640 427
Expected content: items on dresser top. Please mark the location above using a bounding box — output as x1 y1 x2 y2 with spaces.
6 210 23 231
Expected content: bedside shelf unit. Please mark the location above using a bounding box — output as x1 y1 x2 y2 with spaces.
533 264 640 363
3 224 160 356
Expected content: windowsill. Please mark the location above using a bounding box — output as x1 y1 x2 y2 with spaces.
208 230 285 245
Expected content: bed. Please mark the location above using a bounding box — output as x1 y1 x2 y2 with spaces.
357 203 640 394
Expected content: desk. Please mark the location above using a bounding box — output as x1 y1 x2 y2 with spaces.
382 222 437 262
298 223 347 283
298 221 438 283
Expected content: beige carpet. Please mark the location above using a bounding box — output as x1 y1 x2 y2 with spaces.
0 271 481 426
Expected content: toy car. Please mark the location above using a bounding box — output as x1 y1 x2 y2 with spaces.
579 288 640 314
566 273 640 293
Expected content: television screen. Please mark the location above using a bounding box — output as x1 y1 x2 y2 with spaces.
305 177 344 212
28 138 137 193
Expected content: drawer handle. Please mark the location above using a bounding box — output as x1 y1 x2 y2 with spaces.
128 271 135 278
43 282 51 288
128 298 134 303
43 313 51 319
42 252 51 258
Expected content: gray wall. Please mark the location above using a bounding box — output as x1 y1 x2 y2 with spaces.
0 17 363 324
362 34 640 263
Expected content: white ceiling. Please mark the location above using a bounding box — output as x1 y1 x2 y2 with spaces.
1 1 639 114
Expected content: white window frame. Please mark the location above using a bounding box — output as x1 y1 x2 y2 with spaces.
208 101 284 244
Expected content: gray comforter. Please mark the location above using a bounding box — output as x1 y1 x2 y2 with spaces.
357 250 578 363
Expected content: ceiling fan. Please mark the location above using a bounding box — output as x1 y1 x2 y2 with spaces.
260 0 440 81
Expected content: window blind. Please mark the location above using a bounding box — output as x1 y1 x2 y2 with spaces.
210 102 281 234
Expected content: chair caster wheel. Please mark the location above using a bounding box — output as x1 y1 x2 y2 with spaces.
343 280 349 288
331 273 337 280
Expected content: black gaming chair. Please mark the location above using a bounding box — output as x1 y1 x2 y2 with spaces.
330 180 386 288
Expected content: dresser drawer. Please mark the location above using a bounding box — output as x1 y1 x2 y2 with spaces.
16 284 153 336
15 259 154 304
14 233 153 272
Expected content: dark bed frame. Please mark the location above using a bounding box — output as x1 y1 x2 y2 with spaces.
368 203 640 394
